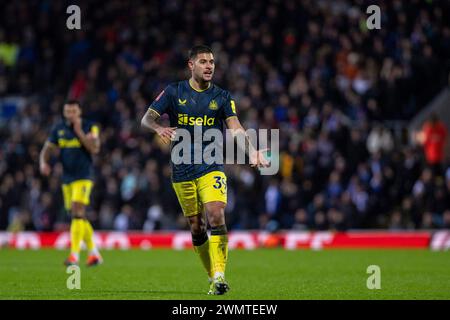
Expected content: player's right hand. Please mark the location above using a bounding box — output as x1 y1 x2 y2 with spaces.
155 127 177 144
40 162 51 176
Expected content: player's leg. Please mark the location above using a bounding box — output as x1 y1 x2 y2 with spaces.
172 181 213 282
187 208 213 281
197 171 229 295
204 201 229 294
63 182 83 265
71 179 102 266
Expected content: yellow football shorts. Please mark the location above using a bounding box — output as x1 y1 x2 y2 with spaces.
62 179 94 211
172 171 227 217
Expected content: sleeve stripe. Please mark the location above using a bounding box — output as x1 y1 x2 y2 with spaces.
90 125 100 138
230 100 237 114
225 115 238 121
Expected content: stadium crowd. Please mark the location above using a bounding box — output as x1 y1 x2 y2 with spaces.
1 0 450 232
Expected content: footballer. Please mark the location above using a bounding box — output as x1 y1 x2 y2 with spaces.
39 100 103 267
141 45 269 295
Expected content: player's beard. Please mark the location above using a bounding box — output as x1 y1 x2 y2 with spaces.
202 71 213 82
194 71 213 85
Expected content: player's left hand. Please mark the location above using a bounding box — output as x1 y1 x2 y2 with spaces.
250 148 270 168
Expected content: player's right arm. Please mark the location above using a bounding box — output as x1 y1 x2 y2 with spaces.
39 141 57 176
141 108 176 144
140 86 177 144
39 125 59 176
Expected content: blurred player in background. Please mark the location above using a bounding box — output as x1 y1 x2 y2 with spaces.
39 100 103 266
141 45 269 295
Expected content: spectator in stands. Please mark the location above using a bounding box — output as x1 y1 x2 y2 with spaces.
417 113 448 176
367 125 394 155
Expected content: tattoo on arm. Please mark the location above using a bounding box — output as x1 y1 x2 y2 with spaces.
226 117 257 156
233 129 257 156
141 109 162 132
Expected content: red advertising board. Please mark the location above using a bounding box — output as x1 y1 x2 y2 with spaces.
0 231 443 250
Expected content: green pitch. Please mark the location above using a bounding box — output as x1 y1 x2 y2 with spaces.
0 249 449 300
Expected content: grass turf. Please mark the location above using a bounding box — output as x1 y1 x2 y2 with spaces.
0 248 449 300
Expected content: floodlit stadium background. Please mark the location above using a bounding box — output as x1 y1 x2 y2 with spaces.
0 0 449 250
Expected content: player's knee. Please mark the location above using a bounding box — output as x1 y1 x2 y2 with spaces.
191 221 207 235
188 215 206 235
206 202 226 226
71 202 86 219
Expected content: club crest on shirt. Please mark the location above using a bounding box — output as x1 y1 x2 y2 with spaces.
208 100 218 110
58 130 65 136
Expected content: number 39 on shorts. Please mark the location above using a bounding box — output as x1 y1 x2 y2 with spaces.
213 176 227 191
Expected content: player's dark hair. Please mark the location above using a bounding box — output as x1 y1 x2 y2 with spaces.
64 99 81 108
188 45 213 60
